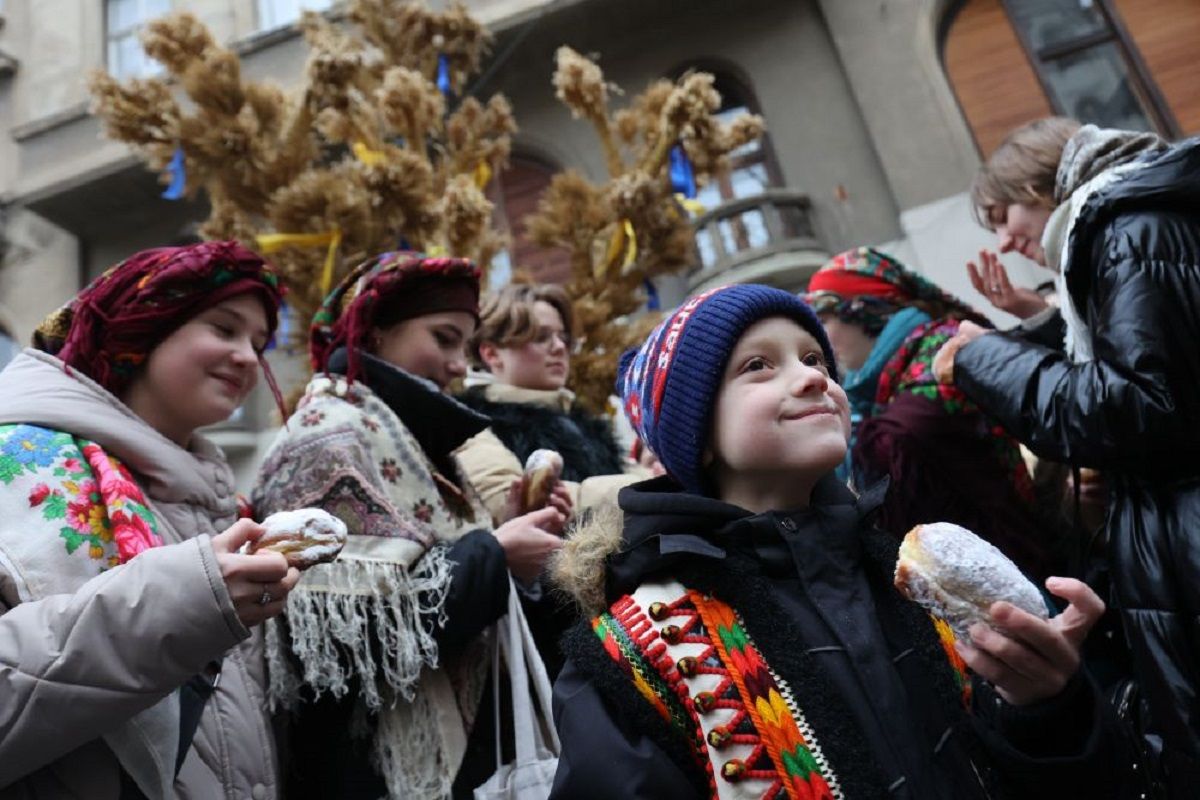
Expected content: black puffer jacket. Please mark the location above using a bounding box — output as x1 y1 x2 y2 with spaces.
550 476 1129 799
953 139 1200 796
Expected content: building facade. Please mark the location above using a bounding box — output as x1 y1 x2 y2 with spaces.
0 0 1196 486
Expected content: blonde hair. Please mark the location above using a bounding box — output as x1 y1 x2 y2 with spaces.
970 117 1081 229
472 282 574 366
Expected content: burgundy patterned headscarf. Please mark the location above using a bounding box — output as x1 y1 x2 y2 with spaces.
33 240 286 409
309 251 481 384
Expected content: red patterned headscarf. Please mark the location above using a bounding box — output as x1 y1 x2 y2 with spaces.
309 251 481 384
33 240 286 408
805 247 989 335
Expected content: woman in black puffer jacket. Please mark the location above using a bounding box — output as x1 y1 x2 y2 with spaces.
937 117 1200 797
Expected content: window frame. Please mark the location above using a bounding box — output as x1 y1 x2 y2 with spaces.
1000 0 1180 137
104 0 171 80
255 0 335 33
667 60 784 205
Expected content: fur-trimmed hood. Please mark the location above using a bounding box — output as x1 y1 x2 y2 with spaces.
550 473 882 618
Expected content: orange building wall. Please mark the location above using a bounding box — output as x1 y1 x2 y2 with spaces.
1112 0 1200 135
942 0 1053 156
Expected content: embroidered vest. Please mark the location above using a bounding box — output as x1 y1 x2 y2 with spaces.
593 579 971 800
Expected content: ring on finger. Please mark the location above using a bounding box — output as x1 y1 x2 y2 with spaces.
258 587 272 606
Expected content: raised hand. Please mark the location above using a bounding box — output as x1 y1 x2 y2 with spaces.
967 250 1050 320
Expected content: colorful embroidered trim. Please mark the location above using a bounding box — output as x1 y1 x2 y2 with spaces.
690 592 840 800
593 598 717 794
932 616 973 708
596 587 842 799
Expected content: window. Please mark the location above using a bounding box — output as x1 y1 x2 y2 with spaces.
488 155 572 285
106 0 171 79
676 69 783 268
691 72 779 207
257 0 334 31
1003 0 1177 134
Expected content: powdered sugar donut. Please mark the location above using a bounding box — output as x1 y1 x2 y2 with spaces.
894 522 1046 637
523 449 564 512
251 508 348 570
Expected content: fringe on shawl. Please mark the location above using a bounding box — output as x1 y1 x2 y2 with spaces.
265 547 454 711
373 683 457 799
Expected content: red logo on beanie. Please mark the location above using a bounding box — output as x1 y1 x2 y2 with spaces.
648 286 724 423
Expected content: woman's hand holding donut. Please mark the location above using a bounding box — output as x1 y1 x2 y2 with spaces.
211 518 301 628
501 475 574 521
954 577 1104 706
493 506 565 584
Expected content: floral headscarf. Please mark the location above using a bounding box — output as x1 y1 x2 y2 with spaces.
805 247 988 335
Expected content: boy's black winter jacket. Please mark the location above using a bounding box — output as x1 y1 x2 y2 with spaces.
549 475 1132 799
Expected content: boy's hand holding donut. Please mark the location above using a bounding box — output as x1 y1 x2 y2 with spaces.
957 578 1103 706
895 522 1104 707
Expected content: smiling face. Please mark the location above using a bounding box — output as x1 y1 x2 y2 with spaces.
372 310 477 391
478 300 571 391
994 202 1053 266
121 293 270 445
709 316 850 511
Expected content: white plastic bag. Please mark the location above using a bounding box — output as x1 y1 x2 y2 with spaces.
474 576 561 800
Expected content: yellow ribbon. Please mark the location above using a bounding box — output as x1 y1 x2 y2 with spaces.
256 227 343 296
598 218 638 279
620 219 637 272
473 160 493 189
352 141 388 167
426 244 448 257
674 192 707 216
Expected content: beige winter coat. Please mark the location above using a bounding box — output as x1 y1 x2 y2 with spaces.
454 381 647 525
0 350 279 800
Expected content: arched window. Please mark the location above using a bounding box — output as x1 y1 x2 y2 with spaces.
942 0 1185 155
488 154 572 285
1004 0 1175 134
670 64 785 269
684 68 782 208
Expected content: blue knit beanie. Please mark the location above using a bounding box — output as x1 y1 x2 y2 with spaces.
617 284 837 495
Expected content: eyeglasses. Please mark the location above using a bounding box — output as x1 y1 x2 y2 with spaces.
532 328 572 349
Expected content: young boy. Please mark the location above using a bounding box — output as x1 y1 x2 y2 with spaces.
548 284 1122 799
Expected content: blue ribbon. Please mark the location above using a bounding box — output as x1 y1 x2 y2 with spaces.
668 144 696 199
436 53 451 98
161 147 186 200
643 278 660 310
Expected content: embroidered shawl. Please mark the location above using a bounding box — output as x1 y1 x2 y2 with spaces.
253 372 490 799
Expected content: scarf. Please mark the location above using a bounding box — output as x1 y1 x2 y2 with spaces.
1043 125 1164 361
839 307 930 481
254 363 491 798
1053 124 1167 205
807 247 989 332
310 252 480 384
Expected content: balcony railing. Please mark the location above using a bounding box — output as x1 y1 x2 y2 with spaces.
688 189 828 293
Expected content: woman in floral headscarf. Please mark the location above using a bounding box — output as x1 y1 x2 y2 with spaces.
806 246 1054 579
0 241 297 799
253 252 566 799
